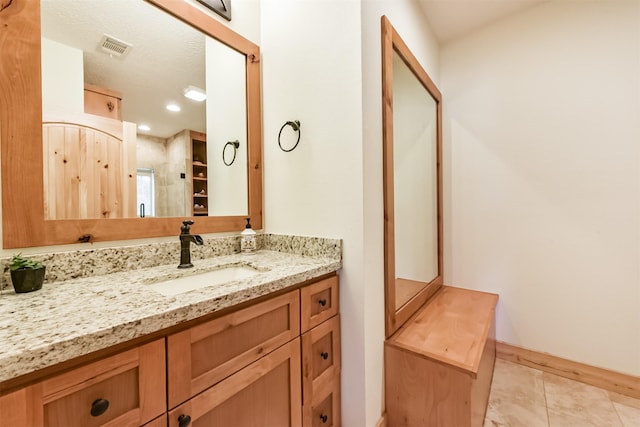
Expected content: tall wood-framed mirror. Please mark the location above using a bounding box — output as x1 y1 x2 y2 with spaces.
0 0 262 249
382 16 443 337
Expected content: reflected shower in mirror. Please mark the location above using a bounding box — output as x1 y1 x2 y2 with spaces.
382 16 443 337
40 0 247 220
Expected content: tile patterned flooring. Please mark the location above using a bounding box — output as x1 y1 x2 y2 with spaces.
484 359 640 427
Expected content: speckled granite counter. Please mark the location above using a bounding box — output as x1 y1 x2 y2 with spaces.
0 242 341 385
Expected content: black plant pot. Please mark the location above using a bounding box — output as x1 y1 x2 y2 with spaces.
10 266 45 293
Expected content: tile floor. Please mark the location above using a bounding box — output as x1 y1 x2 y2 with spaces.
484 359 640 427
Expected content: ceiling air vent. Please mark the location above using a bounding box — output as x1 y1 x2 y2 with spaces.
99 34 132 57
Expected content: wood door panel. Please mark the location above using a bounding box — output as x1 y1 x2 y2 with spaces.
167 290 300 408
168 339 302 427
42 115 136 220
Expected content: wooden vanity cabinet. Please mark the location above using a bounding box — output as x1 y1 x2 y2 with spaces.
300 276 341 427
166 274 341 427
0 339 166 427
0 274 341 427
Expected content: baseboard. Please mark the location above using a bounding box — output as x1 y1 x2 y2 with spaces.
375 413 387 427
496 341 640 399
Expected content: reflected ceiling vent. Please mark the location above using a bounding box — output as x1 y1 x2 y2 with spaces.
98 34 132 57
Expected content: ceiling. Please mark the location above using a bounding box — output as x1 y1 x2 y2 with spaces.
40 0 548 139
417 0 549 43
41 0 209 139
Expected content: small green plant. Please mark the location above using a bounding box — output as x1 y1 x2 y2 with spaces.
9 253 44 271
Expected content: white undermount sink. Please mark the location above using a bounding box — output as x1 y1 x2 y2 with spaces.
148 265 260 296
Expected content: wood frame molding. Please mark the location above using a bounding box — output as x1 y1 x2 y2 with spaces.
381 15 443 337
496 341 640 399
0 0 262 248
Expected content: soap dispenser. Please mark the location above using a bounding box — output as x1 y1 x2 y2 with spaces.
240 217 257 254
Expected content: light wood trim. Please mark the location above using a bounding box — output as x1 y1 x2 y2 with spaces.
301 275 339 332
496 341 640 400
167 290 300 408
0 0 262 248
84 83 123 100
138 339 168 422
43 112 125 140
144 414 168 427
381 15 444 338
0 385 44 426
375 414 387 427
0 0 46 248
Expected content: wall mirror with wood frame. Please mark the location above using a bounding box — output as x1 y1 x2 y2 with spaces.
0 0 262 249
382 16 443 337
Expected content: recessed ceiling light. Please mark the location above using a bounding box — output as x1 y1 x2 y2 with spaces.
138 124 151 131
166 103 181 112
183 86 207 102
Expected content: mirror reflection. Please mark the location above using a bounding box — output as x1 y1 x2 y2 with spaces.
40 0 248 220
382 16 442 337
392 51 439 310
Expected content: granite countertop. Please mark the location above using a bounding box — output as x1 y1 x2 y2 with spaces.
0 249 341 384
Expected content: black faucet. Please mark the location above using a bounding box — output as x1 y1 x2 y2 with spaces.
178 220 204 268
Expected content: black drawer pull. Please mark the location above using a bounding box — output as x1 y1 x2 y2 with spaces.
90 398 109 417
321 351 329 360
318 299 327 307
178 414 192 427
320 414 328 423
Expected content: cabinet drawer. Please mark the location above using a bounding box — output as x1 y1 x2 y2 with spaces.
302 315 340 416
168 339 302 427
301 275 339 332
41 339 165 427
167 290 300 408
304 376 341 427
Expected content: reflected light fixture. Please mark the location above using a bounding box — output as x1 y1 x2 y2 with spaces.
166 103 181 112
183 86 207 102
138 124 151 131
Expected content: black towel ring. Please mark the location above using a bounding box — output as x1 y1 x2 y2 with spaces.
278 120 301 152
223 140 240 166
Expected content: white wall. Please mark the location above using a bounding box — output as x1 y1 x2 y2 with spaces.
260 0 365 424
206 38 248 216
441 0 640 376
260 0 439 424
41 37 84 114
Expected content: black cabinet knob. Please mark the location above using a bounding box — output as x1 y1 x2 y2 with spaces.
318 299 327 307
320 351 329 360
320 413 328 423
90 398 109 417
178 414 192 427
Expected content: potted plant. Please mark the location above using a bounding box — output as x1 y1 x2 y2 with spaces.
9 253 45 293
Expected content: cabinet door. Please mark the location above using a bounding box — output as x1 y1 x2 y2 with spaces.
302 315 341 427
167 290 300 408
301 276 339 333
9 339 166 427
168 339 302 427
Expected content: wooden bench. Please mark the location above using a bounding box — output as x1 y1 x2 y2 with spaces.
385 286 498 427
